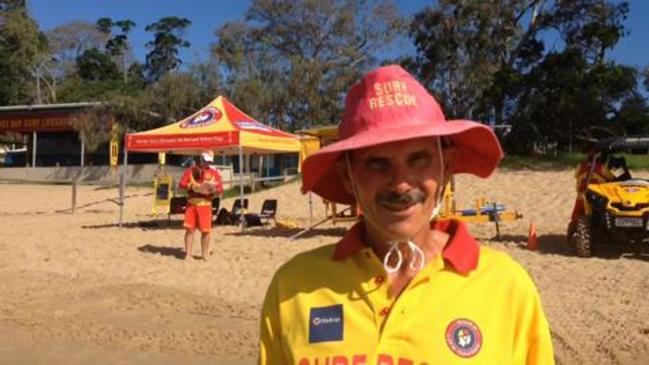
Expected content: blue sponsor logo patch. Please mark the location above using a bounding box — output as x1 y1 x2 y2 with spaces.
309 304 343 343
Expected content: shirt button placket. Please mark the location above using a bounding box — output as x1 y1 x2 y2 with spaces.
374 274 385 286
379 307 390 317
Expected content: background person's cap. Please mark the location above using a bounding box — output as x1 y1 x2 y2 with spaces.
200 150 214 163
301 64 504 204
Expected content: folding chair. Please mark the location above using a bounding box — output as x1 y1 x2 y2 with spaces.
211 197 221 222
215 198 249 225
232 198 249 224
243 199 278 227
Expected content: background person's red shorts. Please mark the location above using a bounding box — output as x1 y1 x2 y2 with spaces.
183 204 212 233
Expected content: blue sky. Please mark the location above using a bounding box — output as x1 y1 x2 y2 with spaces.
28 0 648 69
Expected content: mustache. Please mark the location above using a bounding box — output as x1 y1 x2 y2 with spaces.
376 189 427 205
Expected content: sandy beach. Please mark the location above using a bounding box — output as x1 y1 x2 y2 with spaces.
1 169 648 364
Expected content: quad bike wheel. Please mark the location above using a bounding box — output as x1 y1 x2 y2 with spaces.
574 216 593 257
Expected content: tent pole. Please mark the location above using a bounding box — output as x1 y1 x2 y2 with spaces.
257 154 264 192
239 143 244 232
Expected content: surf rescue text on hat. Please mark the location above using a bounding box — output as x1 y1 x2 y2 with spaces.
369 80 418 110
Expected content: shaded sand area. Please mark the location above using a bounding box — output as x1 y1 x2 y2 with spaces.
0 169 648 364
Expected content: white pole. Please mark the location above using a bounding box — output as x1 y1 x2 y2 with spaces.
258 154 264 192
31 131 37 168
80 132 85 167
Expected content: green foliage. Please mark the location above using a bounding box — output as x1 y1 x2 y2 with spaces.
0 5 46 104
95 17 112 35
45 21 108 65
107 93 159 132
552 0 629 63
407 0 647 155
126 62 147 89
96 17 136 83
504 50 640 153
501 152 649 171
70 104 113 152
106 21 136 58
76 48 120 81
407 1 514 118
147 72 209 122
57 77 138 102
145 16 191 81
212 0 404 131
0 0 24 12
614 94 649 135
188 60 222 102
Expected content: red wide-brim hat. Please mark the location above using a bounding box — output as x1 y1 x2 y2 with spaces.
301 65 504 205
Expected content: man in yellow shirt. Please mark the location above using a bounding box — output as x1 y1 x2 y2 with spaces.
259 65 554 364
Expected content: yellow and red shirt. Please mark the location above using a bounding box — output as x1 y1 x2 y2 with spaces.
259 219 554 364
575 160 614 194
178 166 223 206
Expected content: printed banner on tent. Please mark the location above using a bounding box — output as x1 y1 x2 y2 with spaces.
127 132 238 150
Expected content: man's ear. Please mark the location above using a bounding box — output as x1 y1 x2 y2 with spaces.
336 157 354 194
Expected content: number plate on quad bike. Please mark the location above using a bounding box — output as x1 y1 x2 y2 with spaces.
614 217 644 227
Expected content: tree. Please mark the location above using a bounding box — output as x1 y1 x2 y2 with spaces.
145 16 191 81
46 21 109 67
0 4 46 104
147 72 207 123
213 0 403 131
407 1 514 119
504 50 638 153
96 17 137 82
189 59 223 104
76 48 120 81
407 0 637 154
0 0 25 12
614 93 649 135
551 0 629 64
71 104 114 153
126 62 147 89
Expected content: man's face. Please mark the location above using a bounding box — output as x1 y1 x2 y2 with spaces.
197 156 207 168
344 137 452 244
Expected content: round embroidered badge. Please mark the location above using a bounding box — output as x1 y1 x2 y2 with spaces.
445 318 482 358
180 107 222 128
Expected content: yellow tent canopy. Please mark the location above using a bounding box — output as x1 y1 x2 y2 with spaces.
296 125 338 145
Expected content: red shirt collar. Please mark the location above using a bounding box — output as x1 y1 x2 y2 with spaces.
332 219 480 275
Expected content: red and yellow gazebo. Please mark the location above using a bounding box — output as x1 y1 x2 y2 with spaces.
119 96 318 228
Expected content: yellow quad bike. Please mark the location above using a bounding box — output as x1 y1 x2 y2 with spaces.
572 137 649 257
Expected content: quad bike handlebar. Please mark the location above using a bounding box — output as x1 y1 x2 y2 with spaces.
607 156 632 181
